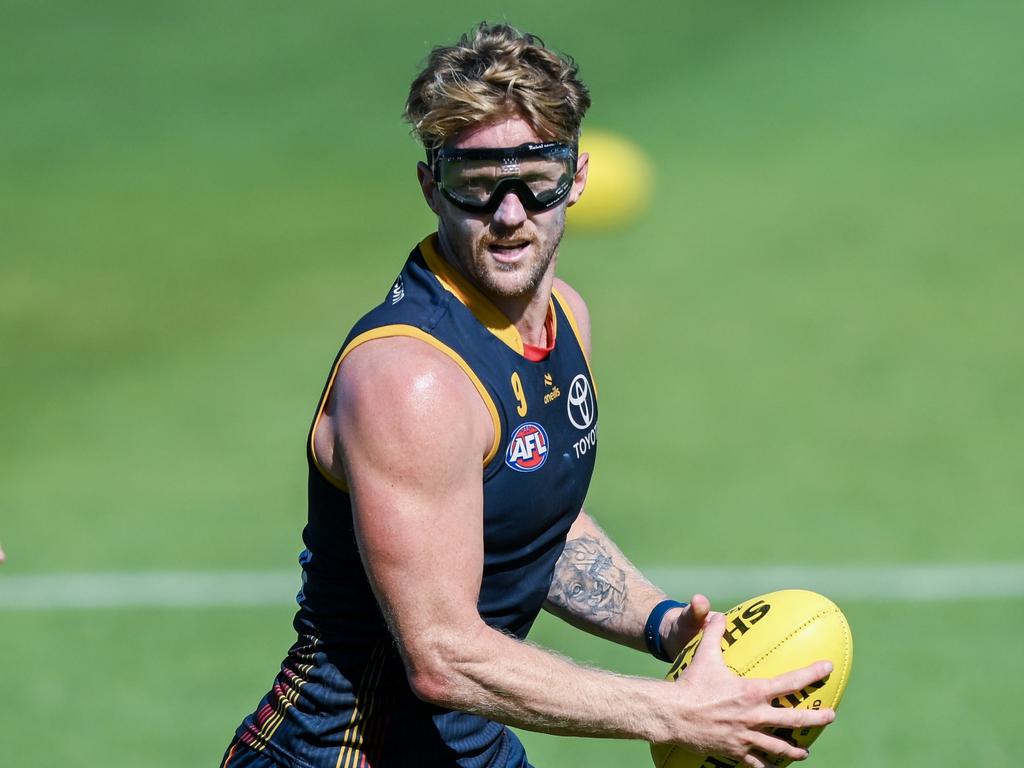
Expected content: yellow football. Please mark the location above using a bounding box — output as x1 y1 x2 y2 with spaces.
568 129 653 230
651 590 853 768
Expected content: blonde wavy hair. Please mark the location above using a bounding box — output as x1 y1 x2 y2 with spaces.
405 22 591 153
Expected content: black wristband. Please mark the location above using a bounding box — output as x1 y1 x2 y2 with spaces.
644 599 688 663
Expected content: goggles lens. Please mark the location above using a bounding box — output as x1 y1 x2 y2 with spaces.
433 142 576 212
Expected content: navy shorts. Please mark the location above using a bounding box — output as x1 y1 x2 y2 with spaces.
220 740 276 768
219 736 534 768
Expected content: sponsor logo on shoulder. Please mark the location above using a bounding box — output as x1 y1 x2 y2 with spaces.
505 421 549 473
390 275 405 305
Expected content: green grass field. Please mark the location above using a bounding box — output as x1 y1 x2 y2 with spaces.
2 0 1022 765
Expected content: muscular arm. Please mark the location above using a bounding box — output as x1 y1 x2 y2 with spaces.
319 336 832 764
548 281 706 660
545 510 705 660
327 338 668 738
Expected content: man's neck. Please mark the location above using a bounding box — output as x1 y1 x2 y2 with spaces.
436 233 555 348
487 268 555 347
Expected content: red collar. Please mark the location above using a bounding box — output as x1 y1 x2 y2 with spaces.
522 311 555 362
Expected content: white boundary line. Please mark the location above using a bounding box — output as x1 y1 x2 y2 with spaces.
644 563 1024 602
1 563 1023 610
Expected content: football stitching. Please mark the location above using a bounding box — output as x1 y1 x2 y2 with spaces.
833 612 853 709
742 605 852 710
739 606 833 677
655 745 676 768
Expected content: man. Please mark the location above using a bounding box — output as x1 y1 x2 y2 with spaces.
221 23 834 768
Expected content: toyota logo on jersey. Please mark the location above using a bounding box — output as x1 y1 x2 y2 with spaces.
566 374 594 430
505 422 550 473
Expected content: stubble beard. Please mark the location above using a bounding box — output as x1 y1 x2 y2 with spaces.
456 219 565 300
479 237 557 299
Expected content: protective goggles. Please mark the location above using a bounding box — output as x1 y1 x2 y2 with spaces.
430 141 577 213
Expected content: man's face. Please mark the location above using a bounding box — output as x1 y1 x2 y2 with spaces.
418 116 588 302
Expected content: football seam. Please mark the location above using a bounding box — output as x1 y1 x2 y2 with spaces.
740 606 833 678
832 612 853 709
742 605 850 708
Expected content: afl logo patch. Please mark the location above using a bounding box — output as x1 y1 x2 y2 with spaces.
505 422 550 473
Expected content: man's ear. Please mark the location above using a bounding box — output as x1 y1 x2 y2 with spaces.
566 151 589 207
417 161 443 216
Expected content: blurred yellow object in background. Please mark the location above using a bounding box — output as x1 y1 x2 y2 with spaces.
569 129 653 230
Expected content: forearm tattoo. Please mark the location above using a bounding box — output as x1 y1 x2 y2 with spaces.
547 536 628 623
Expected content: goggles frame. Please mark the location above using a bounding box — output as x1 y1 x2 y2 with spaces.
429 141 578 214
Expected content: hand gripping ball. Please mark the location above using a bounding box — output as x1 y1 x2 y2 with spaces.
651 590 854 768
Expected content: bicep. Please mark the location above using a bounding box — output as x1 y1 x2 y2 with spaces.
330 340 493 663
347 440 485 641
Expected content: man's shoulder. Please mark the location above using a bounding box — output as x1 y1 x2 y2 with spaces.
325 334 494 468
337 335 479 411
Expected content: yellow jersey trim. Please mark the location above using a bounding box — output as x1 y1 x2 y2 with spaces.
419 234 560 356
309 323 503 492
548 296 558 346
419 234 532 355
551 287 597 397
248 654 314 751
335 641 388 768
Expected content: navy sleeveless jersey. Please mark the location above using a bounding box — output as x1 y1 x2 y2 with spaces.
230 235 599 768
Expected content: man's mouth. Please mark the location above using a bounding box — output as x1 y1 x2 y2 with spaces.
487 240 531 262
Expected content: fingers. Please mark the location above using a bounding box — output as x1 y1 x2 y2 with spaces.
688 593 711 626
742 752 782 768
766 660 833 699
749 730 808 763
692 612 726 663
767 704 835 730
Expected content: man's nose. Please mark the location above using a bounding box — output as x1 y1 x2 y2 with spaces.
492 190 528 228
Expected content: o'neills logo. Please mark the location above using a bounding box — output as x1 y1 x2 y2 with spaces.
505 422 549 473
390 275 405 304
